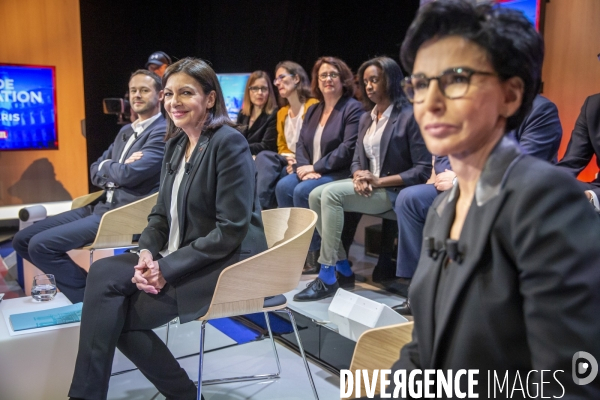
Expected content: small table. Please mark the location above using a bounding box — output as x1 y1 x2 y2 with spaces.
0 293 80 400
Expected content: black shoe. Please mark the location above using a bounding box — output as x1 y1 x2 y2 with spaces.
372 261 397 283
302 250 320 274
293 278 339 302
337 272 355 289
392 299 412 316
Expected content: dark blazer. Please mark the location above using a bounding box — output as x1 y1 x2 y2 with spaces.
433 155 451 174
392 137 600 398
138 125 268 323
295 96 364 176
89 115 166 214
557 93 600 195
236 109 278 155
350 104 431 204
511 94 562 163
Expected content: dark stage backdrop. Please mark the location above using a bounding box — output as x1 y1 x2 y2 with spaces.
79 0 420 191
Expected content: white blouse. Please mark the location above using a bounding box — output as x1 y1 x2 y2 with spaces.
363 104 393 177
283 104 305 155
160 156 186 257
312 123 325 165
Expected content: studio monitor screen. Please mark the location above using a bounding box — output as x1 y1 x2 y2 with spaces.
496 0 545 32
217 73 250 121
0 63 58 151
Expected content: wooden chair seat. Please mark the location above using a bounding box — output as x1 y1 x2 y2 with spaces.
194 207 320 400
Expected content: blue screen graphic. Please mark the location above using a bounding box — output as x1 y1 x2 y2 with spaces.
0 64 58 150
217 73 250 121
496 0 540 30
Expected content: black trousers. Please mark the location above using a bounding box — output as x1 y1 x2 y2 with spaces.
68 253 197 400
12 206 101 303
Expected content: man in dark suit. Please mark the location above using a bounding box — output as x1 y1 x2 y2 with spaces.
557 93 600 204
13 70 166 303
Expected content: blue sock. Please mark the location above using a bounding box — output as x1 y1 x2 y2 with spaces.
318 265 337 285
335 259 353 277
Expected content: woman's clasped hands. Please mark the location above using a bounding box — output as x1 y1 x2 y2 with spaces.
132 250 166 295
296 164 322 181
353 170 378 197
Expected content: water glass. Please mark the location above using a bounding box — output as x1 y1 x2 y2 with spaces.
31 274 57 302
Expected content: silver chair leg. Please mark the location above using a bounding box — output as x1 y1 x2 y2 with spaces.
198 312 282 386
197 320 207 400
194 309 318 400
264 311 282 377
284 308 320 400
165 319 171 348
164 317 178 348
89 249 94 268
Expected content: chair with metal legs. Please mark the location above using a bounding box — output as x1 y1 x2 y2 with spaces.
195 207 319 400
75 192 159 266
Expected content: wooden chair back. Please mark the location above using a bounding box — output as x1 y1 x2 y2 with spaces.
82 192 158 250
347 322 414 398
199 207 317 321
71 190 104 210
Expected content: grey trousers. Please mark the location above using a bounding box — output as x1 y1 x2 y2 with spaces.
309 179 392 266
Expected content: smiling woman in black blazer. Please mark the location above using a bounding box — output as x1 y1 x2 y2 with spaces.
236 70 278 155
68 58 267 400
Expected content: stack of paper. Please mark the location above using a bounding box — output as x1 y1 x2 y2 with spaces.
9 302 83 331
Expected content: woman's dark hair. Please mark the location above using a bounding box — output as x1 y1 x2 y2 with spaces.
310 57 355 102
357 56 407 110
130 69 162 93
274 61 312 107
400 0 544 131
162 58 235 140
240 70 277 116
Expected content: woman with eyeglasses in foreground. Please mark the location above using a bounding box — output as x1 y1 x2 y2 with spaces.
68 58 267 400
295 56 431 301
255 61 319 210
275 56 364 275
236 70 278 156
375 1 600 398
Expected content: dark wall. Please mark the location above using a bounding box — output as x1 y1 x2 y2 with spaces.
79 0 420 191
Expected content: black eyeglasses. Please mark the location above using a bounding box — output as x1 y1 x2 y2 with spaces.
249 86 268 93
401 67 497 103
363 76 380 86
318 72 340 81
273 74 293 84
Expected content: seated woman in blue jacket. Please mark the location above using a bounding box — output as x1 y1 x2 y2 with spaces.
275 56 364 260
295 56 431 301
236 70 278 156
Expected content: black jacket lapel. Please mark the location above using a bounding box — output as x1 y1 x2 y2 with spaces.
162 135 186 226
430 137 524 365
114 126 133 160
378 107 400 167
356 114 372 169
302 103 323 162
176 133 211 246
413 185 458 367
